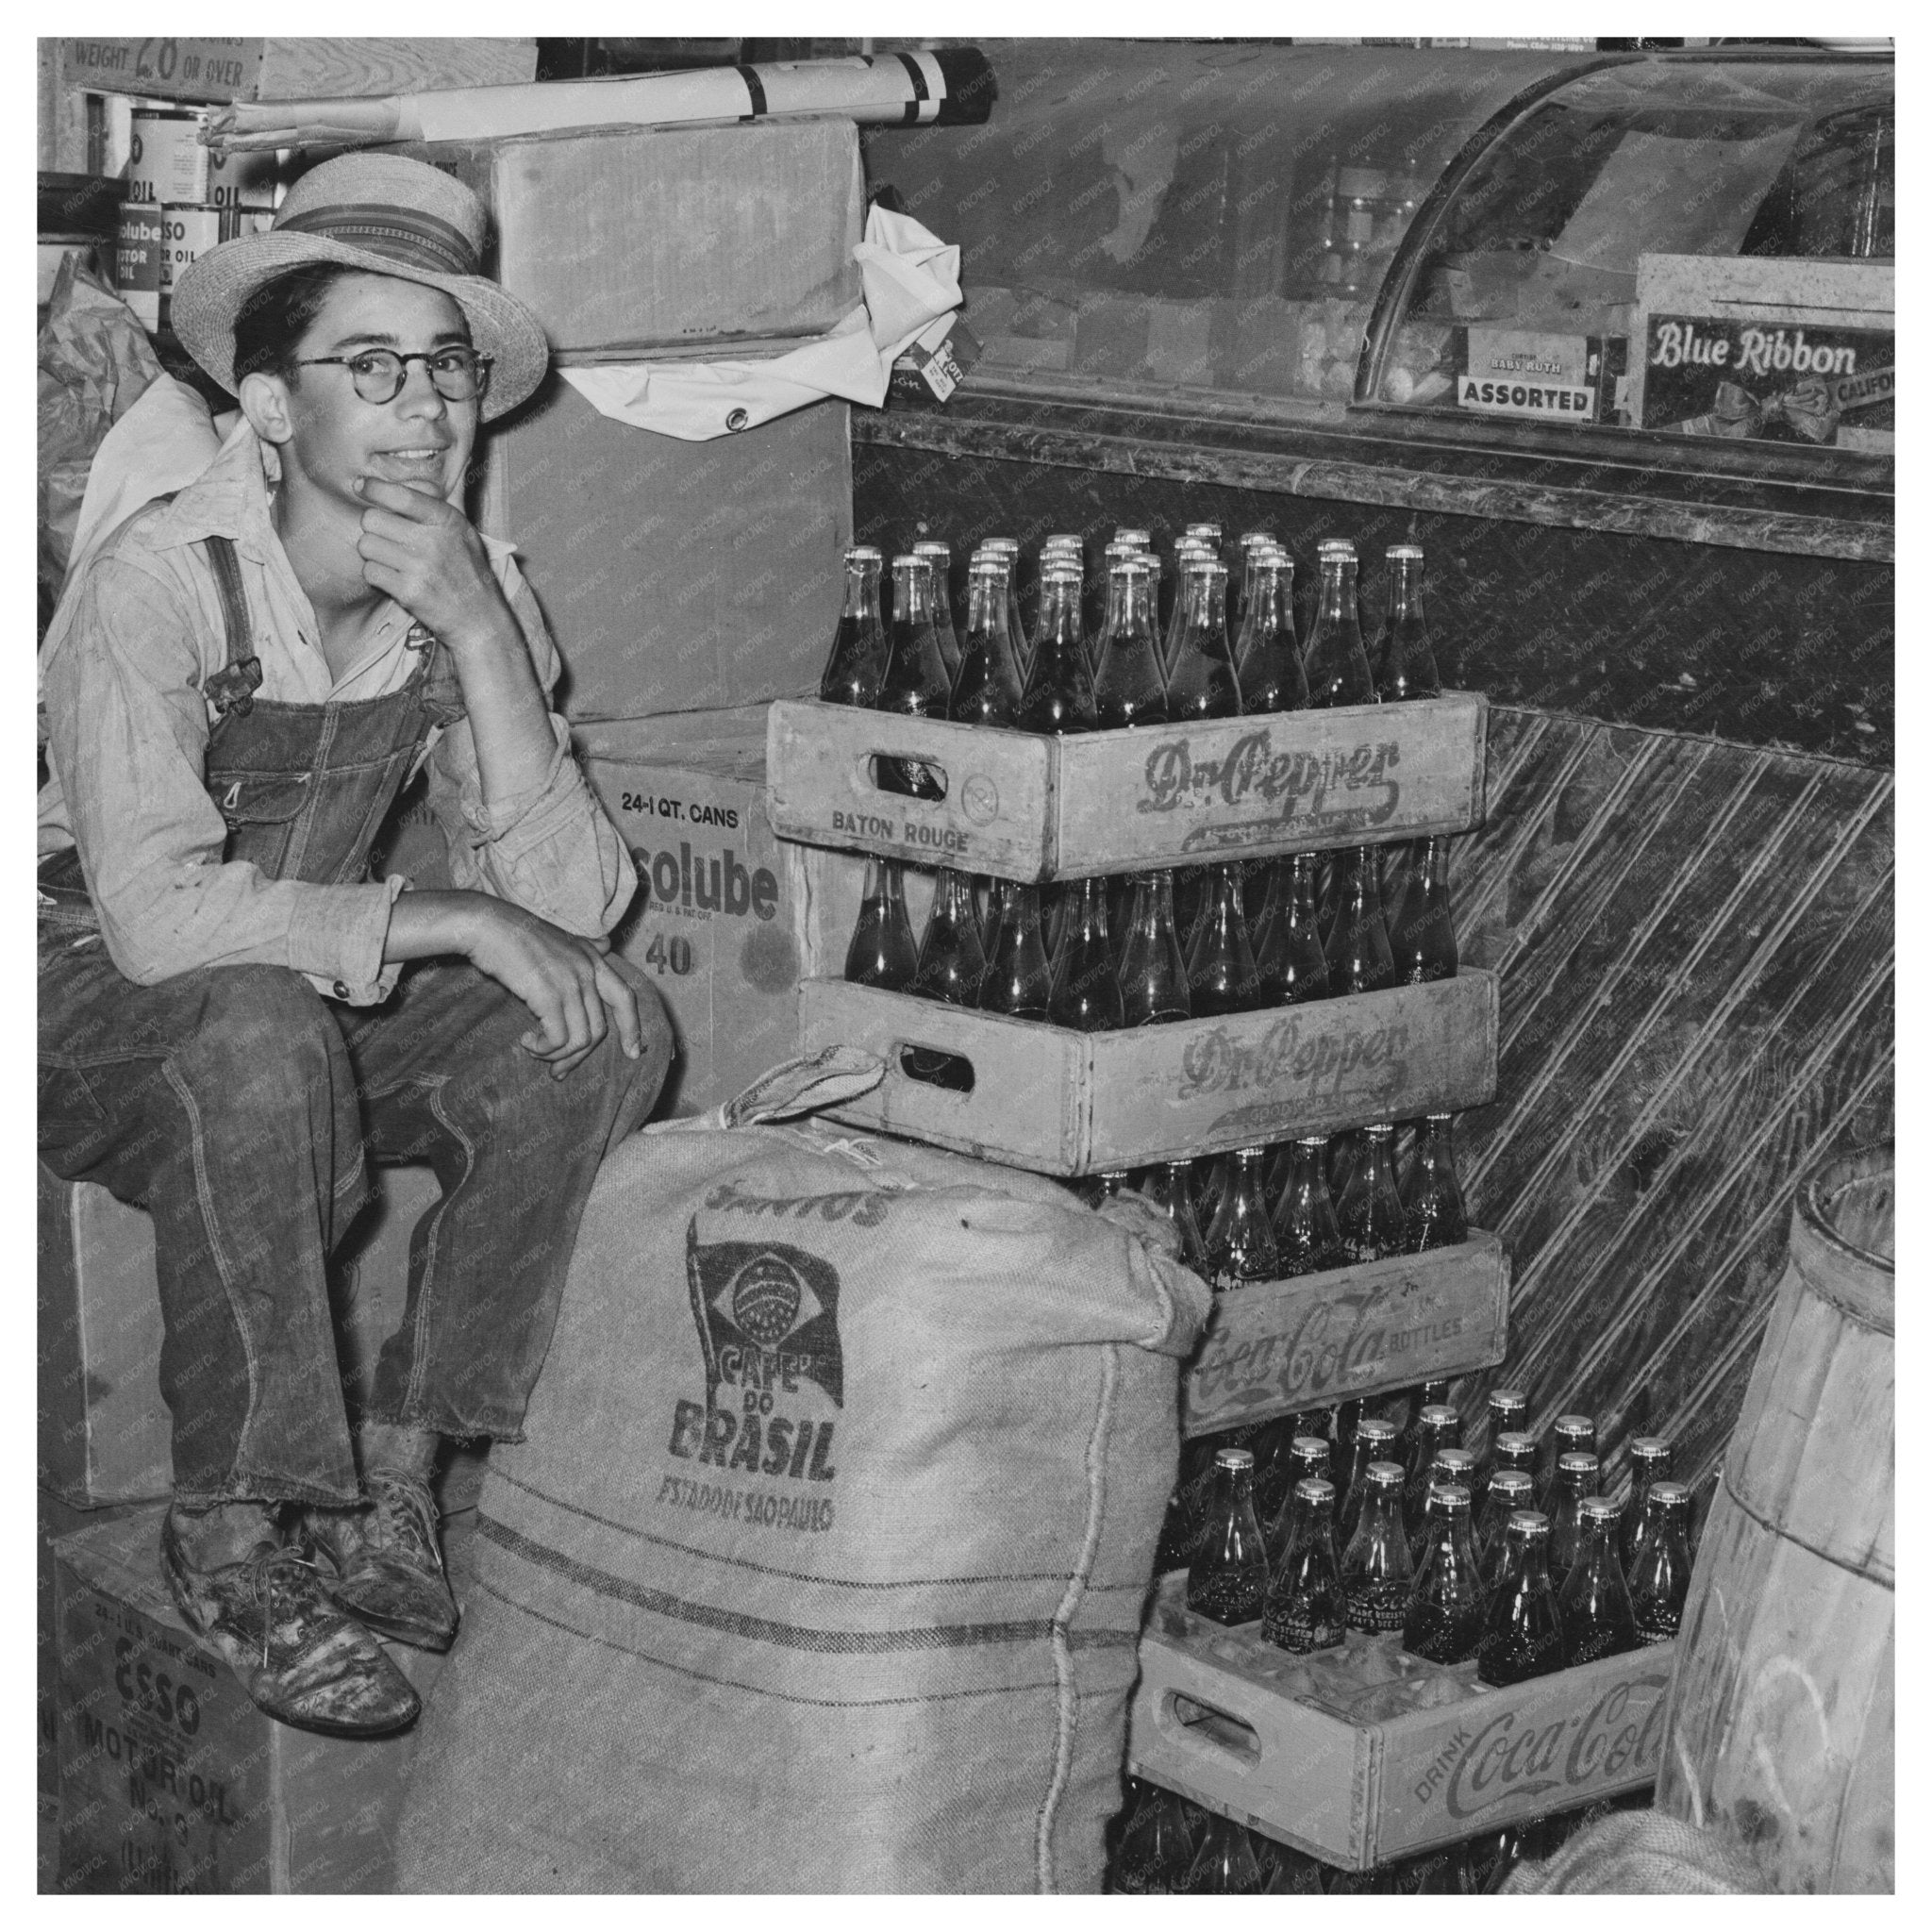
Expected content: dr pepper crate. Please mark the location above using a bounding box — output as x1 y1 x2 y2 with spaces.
765 691 1488 881
52 1507 443 1894
1126 1577 1674 1872
1182 1230 1510 1436
796 971 1498 1176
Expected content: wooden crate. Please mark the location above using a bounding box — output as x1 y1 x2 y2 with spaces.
1126 1576 1674 1870
765 691 1489 882
56 38 536 106
796 971 1498 1174
1183 1231 1510 1437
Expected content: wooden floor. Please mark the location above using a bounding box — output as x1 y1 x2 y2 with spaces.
1449 707 1893 1510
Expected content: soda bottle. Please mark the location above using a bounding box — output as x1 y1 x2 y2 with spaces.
1186 864 1262 1016
1091 556 1168 728
977 880 1054 1020
1338 1123 1407 1263
909 865 987 1007
1304 550 1375 708
1622 1436 1675 1570
1373 543 1441 702
1485 1387 1531 1447
1110 1783 1200 1894
1251 853 1332 1006
1244 1416 1302 1529
1183 1811 1269 1894
979 535 1030 682
1548 1450 1602 1579
1116 871 1191 1025
1263 1437 1333 1566
1047 874 1124 1031
1324 844 1398 994
1271 1135 1346 1277
1131 1161 1208 1273
1389 836 1459 982
1262 1476 1345 1653
1404 1483 1487 1664
1204 1146 1279 1290
1539 1414 1598 1515
1165 559 1242 722
1186 1446 1271 1624
1234 553 1306 713
1474 1469 1536 1591
1403 1112 1469 1251
951 557 1026 728
843 856 918 990
1184 520 1224 548
1487 1431 1540 1519
1475 1510 1565 1686
1334 1398 1363 1461
875 554 952 799
819 544 889 707
1338 1416 1400 1544
1341 1459 1412 1634
1391 1378 1454 1472
1017 564 1098 735
1626 1479 1693 1645
1410 1447 1479 1564
1230 531 1267 637
909 540 961 687
1558 1497 1640 1664
1403 1401 1463 1525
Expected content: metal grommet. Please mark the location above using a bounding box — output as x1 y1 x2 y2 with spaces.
724 407 751 433
332 981 351 1000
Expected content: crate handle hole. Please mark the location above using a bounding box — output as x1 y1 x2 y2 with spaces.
1161 1690 1261 1770
866 753 950 803
897 1044 975 1093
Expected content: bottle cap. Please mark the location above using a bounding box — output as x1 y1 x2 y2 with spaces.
1557 1451 1600 1475
1426 1482 1471 1512
1555 1413 1595 1438
1421 1404 1458 1426
1434 1449 1476 1476
1357 1418 1399 1443
1387 543 1424 561
1238 529 1275 548
1648 1481 1691 1507
1579 1497 1621 1525
1317 536 1356 553
1296 1133 1328 1148
846 544 884 562
1291 1435 1331 1462
1185 523 1223 540
913 540 951 558
1365 1459 1405 1486
891 553 928 571
1215 1446 1256 1471
984 536 1020 555
1488 1470 1535 1499
1507 1509 1551 1538
1294 1476 1337 1506
1113 526 1152 545
1495 1431 1538 1458
1631 1437 1674 1464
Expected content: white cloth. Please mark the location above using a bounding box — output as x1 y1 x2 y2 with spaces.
560 207 962 441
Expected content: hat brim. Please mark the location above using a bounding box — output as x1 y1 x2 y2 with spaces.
170 230 549 423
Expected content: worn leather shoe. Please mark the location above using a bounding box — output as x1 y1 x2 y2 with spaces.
302 1468 458 1652
159 1507 421 1738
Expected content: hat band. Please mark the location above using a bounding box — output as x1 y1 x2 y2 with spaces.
273 202 479 276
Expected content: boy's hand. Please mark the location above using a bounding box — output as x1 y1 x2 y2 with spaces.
354 475 507 647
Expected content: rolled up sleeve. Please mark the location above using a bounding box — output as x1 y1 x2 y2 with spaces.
424 561 636 937
46 557 404 1004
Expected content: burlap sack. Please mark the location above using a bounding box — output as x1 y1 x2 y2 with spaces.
396 1048 1210 1893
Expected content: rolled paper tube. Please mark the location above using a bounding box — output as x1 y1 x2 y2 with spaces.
205 49 994 153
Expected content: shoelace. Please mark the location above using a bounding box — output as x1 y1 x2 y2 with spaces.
365 1471 445 1575
242 1547 325 1670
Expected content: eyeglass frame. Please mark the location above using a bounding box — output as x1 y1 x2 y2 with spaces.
291 345 494 405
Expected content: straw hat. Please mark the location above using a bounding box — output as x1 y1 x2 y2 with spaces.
171 152 548 422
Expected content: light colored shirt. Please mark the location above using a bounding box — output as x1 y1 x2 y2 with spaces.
38 414 636 1005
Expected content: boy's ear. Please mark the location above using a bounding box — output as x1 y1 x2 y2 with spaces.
238 370 295 447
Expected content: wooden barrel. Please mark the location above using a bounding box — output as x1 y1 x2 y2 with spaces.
1656 1142 1893 1892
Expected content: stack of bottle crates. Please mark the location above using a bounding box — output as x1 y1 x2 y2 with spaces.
763 524 1690 1890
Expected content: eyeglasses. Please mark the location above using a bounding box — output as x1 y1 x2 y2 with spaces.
294 346 493 405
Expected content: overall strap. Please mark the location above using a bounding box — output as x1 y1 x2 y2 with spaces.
199 534 263 718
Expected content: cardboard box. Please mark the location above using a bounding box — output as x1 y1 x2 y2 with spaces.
578 709 812 1117
39 1164 438 1509
58 37 535 106
1182 1230 1510 1437
479 381 850 720
796 971 1499 1176
765 693 1489 882
1127 1574 1674 1869
392 119 864 361
1456 326 1625 426
52 1506 444 1893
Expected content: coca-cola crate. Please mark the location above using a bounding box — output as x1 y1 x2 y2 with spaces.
764 692 1488 882
794 971 1498 1175
1183 1231 1510 1438
1126 1576 1674 1871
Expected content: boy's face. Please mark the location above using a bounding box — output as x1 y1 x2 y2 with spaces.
273 272 479 510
